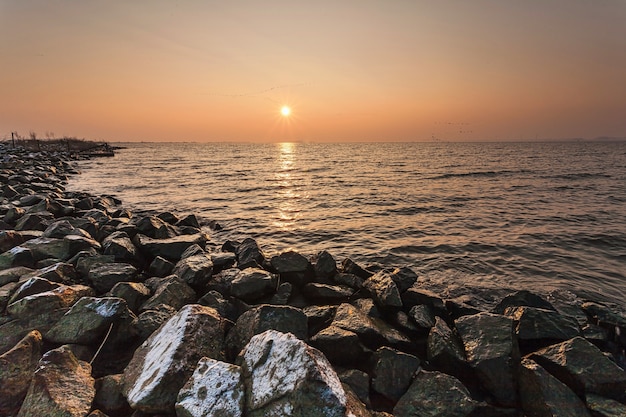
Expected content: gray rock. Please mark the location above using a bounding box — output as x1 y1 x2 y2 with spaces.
94 374 130 416
177 213 201 229
140 277 196 312
238 330 368 417
75 254 116 276
225 304 308 359
19 237 71 262
0 265 33 286
23 261 77 283
389 267 418 293
235 238 264 267
173 253 214 290
504 306 581 342
353 298 381 317
309 325 367 367
64 234 102 256
409 304 436 329
342 258 373 279
175 358 244 417
211 251 237 271
314 250 338 280
455 312 519 407
7 284 94 320
0 246 34 268
14 212 52 231
17 345 95 417
363 271 403 308
304 305 337 336
41 219 76 238
102 232 139 264
0 330 43 416
108 282 151 313
401 287 446 315
180 243 206 259
530 336 626 402
45 296 132 345
586 393 626 417
230 268 277 302
134 233 207 262
8 277 61 306
0 307 67 355
270 281 293 305
136 215 178 238
0 281 20 313
339 369 371 408
393 370 476 417
302 282 354 303
492 290 556 314
333 272 364 290
519 358 590 417
0 230 40 253
427 317 467 377
135 304 177 341
372 347 421 403
147 255 175 277
88 263 138 293
123 304 226 413
270 250 312 286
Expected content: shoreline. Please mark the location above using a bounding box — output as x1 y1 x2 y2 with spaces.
1 143 626 416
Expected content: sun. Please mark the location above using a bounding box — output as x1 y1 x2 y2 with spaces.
281 105 291 117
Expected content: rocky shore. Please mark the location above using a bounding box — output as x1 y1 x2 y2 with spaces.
1 142 626 417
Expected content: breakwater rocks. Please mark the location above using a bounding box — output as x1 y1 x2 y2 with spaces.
1 143 626 417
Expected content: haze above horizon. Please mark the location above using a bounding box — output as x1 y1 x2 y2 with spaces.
2 1 625 143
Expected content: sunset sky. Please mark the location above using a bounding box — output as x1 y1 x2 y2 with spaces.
1 1 625 142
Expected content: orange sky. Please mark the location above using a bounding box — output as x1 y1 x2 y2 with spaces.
1 1 625 142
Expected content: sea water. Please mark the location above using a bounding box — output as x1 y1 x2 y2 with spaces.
68 141 626 307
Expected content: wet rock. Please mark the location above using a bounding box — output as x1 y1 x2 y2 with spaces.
108 282 151 313
134 233 207 262
136 215 178 239
309 325 367 367
123 304 226 413
173 252 213 290
389 267 418 293
333 272 365 290
270 250 312 286
18 345 95 417
94 374 131 416
302 282 354 303
393 370 476 417
518 358 590 417
88 262 138 293
157 211 179 225
225 304 308 359
455 312 519 407
372 346 421 403
585 393 626 417
363 271 403 308
230 268 277 303
530 336 626 402
147 255 175 277
135 304 177 341
0 330 42 416
492 290 556 314
140 277 196 312
102 231 139 264
504 306 581 343
427 317 467 378
45 296 132 344
175 358 244 417
236 238 264 267
7 284 94 319
238 330 368 417
342 258 373 279
177 213 201 229
314 250 338 280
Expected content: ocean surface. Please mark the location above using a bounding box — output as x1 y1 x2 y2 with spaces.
67 141 626 308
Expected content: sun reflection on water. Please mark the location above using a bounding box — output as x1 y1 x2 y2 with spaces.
273 142 302 230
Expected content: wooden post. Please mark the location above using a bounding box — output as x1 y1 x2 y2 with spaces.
11 131 15 148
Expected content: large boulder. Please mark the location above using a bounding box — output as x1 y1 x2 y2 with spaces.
309 325 367 367
235 238 264 267
225 304 308 359
7 284 95 320
454 312 519 407
122 304 226 413
238 330 369 417
585 394 626 417
17 345 95 417
270 250 312 287
530 336 626 402
393 370 476 417
518 358 590 417
504 306 580 343
0 330 43 416
371 347 421 403
140 276 196 312
102 232 139 264
45 296 133 345
175 358 245 417
426 317 467 378
88 263 138 293
314 250 338 280
136 215 178 239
